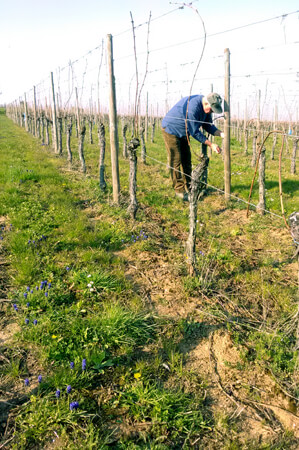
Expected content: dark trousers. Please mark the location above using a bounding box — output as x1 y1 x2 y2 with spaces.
162 128 192 193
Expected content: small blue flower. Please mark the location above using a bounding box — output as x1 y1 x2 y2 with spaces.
26 286 30 291
24 378 29 386
28 240 31 244
13 303 18 311
55 389 61 398
66 266 70 271
25 318 29 325
36 286 39 290
30 290 33 294
70 401 79 411
45 292 48 297
38 375 42 383
24 293 28 299
48 283 52 289
70 362 74 369
33 319 37 325
66 385 72 394
82 359 86 371
26 302 30 307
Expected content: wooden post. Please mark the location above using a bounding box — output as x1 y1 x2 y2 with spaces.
24 93 29 132
145 92 149 142
50 72 58 153
122 123 128 159
33 86 37 137
291 139 298 175
107 34 120 204
140 124 146 164
98 122 107 191
271 102 278 160
288 212 299 350
75 87 81 134
257 146 266 215
244 99 248 155
223 48 231 201
66 118 73 164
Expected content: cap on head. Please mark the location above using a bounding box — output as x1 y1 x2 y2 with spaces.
207 93 223 114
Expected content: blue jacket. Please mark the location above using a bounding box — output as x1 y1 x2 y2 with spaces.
162 95 218 144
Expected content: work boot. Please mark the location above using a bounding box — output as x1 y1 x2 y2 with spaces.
175 192 189 202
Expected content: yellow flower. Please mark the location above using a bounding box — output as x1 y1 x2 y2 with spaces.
52 335 58 339
134 372 141 379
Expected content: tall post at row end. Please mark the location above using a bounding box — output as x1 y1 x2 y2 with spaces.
107 33 120 204
50 72 58 153
224 48 231 201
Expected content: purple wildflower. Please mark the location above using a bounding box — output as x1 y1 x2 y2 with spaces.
66 385 72 394
66 266 70 271
26 286 30 291
24 378 29 386
25 318 29 325
82 359 86 371
69 401 79 411
38 375 42 383
55 389 61 398
70 362 74 369
24 292 28 299
13 303 18 311
26 302 30 307
33 319 37 325
45 292 48 297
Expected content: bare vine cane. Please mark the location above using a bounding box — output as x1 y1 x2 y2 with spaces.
127 138 140 220
98 122 106 191
288 212 299 351
185 155 209 276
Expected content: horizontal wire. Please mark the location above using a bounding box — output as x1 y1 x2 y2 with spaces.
115 10 299 61
135 147 295 223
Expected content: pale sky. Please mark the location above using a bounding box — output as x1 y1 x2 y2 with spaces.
1 0 298 121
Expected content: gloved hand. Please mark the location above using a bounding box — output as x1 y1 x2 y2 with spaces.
220 132 225 139
211 143 222 154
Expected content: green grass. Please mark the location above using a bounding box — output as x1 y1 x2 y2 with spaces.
0 107 298 449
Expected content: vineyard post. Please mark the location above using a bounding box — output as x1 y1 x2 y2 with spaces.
271 102 278 160
257 146 266 215
75 87 81 134
223 48 231 201
107 33 120 204
291 138 298 174
33 86 37 137
288 212 299 350
145 91 149 142
244 99 248 155
50 72 58 153
24 93 29 132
